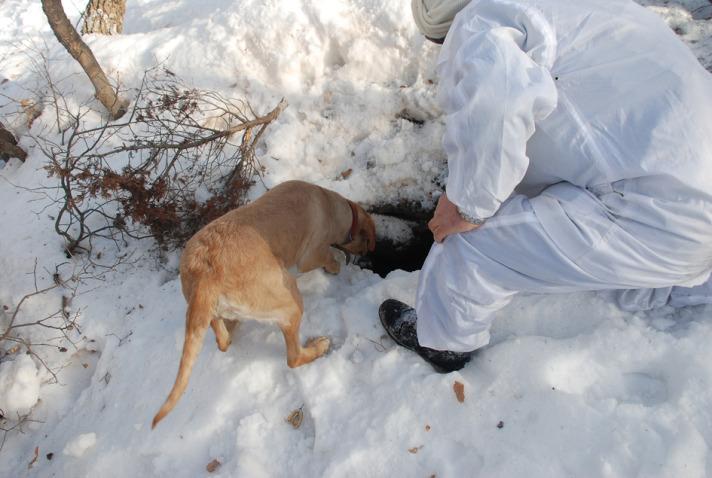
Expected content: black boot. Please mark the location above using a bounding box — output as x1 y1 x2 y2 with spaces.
378 299 475 373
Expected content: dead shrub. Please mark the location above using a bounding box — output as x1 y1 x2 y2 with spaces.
34 67 287 254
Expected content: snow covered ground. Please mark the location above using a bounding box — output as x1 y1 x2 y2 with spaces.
0 0 711 476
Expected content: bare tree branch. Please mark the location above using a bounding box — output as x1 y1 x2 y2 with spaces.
41 0 129 119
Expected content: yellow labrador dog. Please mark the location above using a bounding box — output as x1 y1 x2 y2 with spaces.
152 180 376 428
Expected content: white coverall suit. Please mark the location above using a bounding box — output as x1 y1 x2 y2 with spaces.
415 0 712 352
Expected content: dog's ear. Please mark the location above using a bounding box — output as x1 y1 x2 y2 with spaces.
360 209 376 252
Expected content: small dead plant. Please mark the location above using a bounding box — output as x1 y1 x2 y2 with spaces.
32 66 286 254
0 257 99 458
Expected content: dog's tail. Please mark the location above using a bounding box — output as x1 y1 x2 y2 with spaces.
152 284 214 429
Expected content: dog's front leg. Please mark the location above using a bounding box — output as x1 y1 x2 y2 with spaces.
322 248 341 275
297 246 341 275
280 310 330 368
275 273 330 367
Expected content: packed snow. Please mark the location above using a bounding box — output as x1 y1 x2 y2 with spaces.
62 433 96 459
0 0 711 476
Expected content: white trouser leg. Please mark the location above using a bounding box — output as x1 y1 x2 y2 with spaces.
615 272 712 311
416 181 712 352
615 287 674 312
416 238 515 353
670 274 712 307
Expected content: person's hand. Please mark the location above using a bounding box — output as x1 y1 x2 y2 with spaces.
428 193 481 243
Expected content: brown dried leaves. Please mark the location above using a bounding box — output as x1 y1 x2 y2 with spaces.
206 459 221 473
453 381 465 403
285 407 304 429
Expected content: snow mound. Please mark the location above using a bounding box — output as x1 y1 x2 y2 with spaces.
0 354 40 417
0 0 711 477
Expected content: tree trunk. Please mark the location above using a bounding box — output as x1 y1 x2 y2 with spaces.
81 0 126 35
41 0 129 120
0 122 27 162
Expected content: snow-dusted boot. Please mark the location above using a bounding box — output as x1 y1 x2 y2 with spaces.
378 299 474 373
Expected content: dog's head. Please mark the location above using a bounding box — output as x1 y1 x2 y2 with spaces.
340 202 376 256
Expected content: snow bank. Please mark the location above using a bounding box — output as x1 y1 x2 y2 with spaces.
0 0 711 477
640 0 712 70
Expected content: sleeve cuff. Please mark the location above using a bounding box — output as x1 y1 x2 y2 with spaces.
456 206 487 225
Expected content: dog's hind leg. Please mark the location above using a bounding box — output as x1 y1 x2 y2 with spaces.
279 276 330 368
211 319 238 352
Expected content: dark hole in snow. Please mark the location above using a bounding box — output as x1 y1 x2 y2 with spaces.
356 226 433 277
356 202 435 278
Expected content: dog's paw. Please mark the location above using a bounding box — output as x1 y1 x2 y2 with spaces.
323 262 341 275
306 336 331 356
